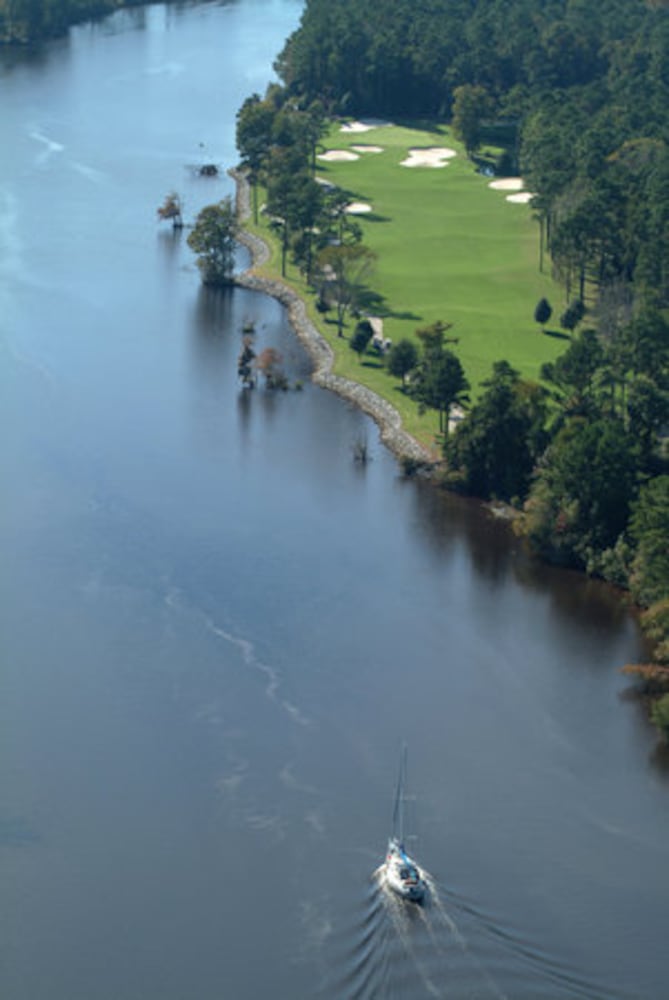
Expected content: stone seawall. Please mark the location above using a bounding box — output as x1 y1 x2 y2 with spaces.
231 169 434 468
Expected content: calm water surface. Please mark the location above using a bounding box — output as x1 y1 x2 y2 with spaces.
1 4 667 998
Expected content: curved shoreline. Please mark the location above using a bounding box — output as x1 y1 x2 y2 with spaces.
230 169 434 468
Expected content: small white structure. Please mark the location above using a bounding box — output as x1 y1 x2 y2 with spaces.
369 316 392 354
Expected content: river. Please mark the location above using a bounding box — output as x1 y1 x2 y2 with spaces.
1 3 667 998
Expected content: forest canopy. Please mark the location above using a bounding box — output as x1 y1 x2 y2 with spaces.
267 0 669 730
0 0 151 43
277 0 669 307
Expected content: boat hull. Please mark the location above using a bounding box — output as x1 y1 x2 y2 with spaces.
385 839 426 902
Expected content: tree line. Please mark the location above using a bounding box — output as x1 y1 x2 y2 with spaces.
0 0 160 43
277 0 669 315
236 86 379 329
241 0 669 738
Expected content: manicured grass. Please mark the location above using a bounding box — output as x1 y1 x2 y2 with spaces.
245 120 567 451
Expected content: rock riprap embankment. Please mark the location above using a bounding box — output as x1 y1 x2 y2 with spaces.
231 169 433 468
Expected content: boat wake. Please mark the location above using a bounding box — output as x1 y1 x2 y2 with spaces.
164 586 310 727
321 866 508 1000
372 865 509 1000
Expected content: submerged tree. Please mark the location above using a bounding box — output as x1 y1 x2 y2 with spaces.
237 337 256 388
157 191 183 230
255 347 287 389
187 198 237 286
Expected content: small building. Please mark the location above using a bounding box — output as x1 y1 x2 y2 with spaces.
368 316 392 354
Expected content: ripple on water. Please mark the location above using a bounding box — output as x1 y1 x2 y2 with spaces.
315 866 623 999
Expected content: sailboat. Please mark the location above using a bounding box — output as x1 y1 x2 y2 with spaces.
384 747 427 903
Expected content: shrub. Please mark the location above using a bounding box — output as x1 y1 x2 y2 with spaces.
651 694 669 742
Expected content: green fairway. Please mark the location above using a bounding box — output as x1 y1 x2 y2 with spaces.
245 120 568 450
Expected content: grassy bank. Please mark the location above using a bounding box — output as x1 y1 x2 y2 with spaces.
242 120 566 452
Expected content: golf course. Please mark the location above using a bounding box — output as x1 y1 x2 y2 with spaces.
244 119 567 449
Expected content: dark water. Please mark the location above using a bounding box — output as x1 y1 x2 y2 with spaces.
1 4 667 998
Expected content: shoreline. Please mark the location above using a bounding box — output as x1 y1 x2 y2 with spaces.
230 168 434 469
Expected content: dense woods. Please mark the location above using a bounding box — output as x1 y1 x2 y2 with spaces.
0 0 150 42
277 0 669 312
249 0 669 734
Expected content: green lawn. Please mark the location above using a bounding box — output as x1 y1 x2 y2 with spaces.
245 120 568 451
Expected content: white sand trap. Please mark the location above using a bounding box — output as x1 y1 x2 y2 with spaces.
488 177 524 191
317 149 360 162
345 202 372 214
351 144 384 153
315 176 336 188
506 191 534 203
400 147 457 168
317 149 360 163
340 119 392 133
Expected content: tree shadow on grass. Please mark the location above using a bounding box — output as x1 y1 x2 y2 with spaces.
363 212 392 223
356 287 388 315
543 328 571 340
393 118 449 136
355 287 422 324
389 308 423 322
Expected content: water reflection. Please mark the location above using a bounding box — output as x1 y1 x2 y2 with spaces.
191 283 236 379
236 384 253 439
194 282 235 334
410 479 518 583
650 740 669 775
410 479 637 646
156 225 183 268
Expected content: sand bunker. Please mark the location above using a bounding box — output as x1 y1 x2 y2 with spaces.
317 150 360 162
351 144 384 153
400 147 457 168
488 177 524 191
345 202 372 214
506 191 534 203
315 176 336 188
340 119 392 133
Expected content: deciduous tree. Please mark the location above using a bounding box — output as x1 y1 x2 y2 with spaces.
534 297 552 331
350 320 373 361
451 84 492 157
157 191 183 230
386 338 419 388
412 349 469 435
523 417 639 566
187 198 237 286
317 243 376 336
255 347 286 389
629 476 669 607
236 94 276 223
448 361 547 500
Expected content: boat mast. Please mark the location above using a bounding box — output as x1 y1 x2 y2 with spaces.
392 744 408 844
